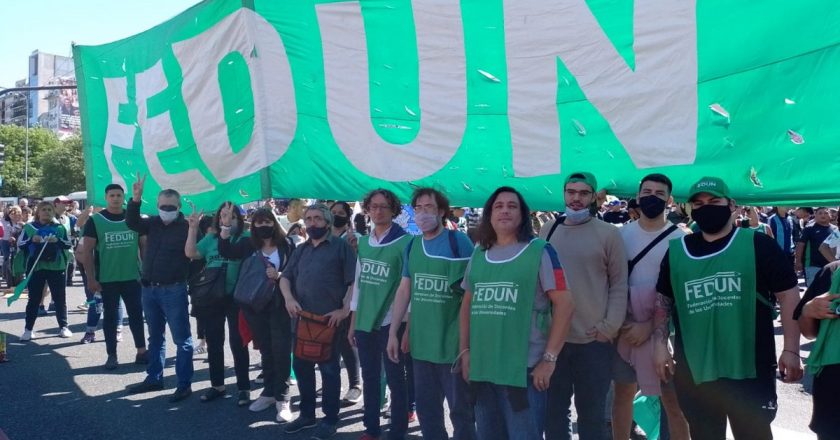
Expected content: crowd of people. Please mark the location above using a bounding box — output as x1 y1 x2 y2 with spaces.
3 171 839 440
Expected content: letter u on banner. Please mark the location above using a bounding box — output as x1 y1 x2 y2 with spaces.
172 8 297 185
317 1 467 181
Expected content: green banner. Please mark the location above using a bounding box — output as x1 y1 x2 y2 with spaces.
74 0 840 211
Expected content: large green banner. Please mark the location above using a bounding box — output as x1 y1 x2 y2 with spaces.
74 0 840 211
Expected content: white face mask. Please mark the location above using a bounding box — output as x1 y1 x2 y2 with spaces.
158 209 179 223
414 212 441 232
564 207 591 225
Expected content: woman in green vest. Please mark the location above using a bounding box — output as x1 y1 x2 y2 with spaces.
458 186 574 439
18 201 73 341
185 201 251 406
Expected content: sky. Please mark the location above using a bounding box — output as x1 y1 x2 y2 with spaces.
0 0 198 88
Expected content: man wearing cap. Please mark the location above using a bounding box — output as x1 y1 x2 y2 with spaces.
540 171 628 440
653 177 803 440
603 199 630 225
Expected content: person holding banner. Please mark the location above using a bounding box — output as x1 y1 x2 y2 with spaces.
17 201 74 341
280 203 357 439
386 187 477 440
653 177 803 440
185 201 252 406
125 176 194 403
77 184 147 370
459 186 574 439
347 189 412 440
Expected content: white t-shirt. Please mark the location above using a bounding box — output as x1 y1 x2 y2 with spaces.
823 229 840 258
620 221 687 294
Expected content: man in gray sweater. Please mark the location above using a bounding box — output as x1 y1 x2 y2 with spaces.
539 172 628 440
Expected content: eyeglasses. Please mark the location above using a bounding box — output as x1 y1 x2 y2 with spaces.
564 189 593 198
368 204 390 212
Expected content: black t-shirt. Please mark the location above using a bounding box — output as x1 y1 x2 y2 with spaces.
603 210 630 224
82 210 127 239
798 223 835 268
657 228 798 381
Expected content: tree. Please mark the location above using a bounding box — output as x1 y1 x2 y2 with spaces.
39 135 86 197
0 125 61 197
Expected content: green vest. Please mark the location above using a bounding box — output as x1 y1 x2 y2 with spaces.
468 239 545 387
806 269 840 376
355 234 411 332
196 232 248 295
669 228 757 384
92 213 140 283
407 235 470 364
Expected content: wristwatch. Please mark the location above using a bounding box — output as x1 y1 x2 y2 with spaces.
542 351 558 363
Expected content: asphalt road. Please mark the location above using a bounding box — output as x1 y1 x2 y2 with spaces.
0 278 820 440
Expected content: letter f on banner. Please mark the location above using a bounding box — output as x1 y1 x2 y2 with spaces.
506 0 698 176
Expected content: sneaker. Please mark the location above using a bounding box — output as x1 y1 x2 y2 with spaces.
20 329 32 341
126 381 164 394
342 386 362 405
276 401 293 423
290 377 298 386
80 332 95 344
254 372 264 384
116 330 123 343
38 305 48 316
76 303 89 311
194 340 207 355
310 423 337 440
104 354 118 370
237 390 251 407
169 386 192 403
248 395 276 412
284 417 318 434
135 352 149 365
59 327 73 338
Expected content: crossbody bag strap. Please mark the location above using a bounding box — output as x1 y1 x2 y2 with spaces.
628 224 678 276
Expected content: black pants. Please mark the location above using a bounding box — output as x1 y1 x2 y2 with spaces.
337 316 361 388
812 364 840 439
101 281 145 355
199 297 250 390
675 368 776 440
242 301 291 401
25 270 66 330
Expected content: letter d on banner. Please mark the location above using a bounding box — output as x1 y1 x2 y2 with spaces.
172 8 297 184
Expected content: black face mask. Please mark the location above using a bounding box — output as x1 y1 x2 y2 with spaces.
639 195 667 219
333 215 349 228
254 225 274 239
159 205 178 212
692 204 732 234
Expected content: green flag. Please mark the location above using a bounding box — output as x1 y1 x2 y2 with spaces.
73 0 840 211
6 239 50 307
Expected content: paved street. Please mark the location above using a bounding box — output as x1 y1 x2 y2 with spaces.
0 279 819 440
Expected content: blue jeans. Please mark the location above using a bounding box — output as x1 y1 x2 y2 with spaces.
356 323 409 439
474 370 546 440
413 358 476 440
806 266 821 287
294 349 342 425
141 283 193 388
546 341 612 440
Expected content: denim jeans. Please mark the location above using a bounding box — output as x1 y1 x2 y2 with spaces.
356 323 409 439
806 266 821 287
201 297 250 390
474 370 546 440
25 270 67 330
242 301 291 401
294 347 342 425
546 341 612 440
142 283 193 389
413 358 477 440
102 281 144 355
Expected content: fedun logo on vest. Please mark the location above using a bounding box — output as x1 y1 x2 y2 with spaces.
414 273 451 305
103 230 137 250
360 258 390 287
472 282 519 317
682 271 743 315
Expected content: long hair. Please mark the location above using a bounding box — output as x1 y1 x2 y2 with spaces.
362 188 401 218
212 201 245 236
249 208 289 253
477 186 535 250
410 187 450 223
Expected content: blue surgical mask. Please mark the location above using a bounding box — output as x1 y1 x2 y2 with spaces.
563 207 591 225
